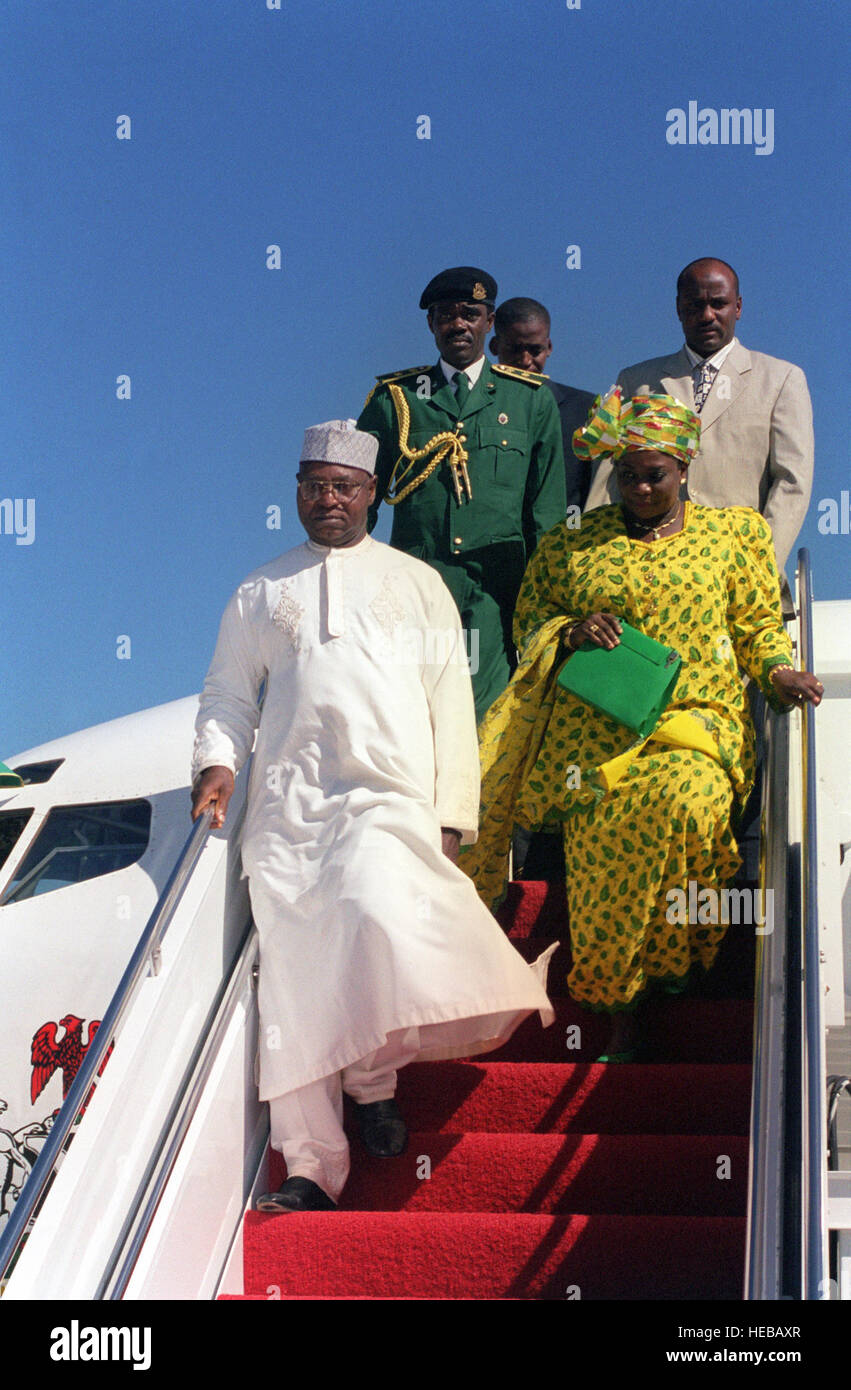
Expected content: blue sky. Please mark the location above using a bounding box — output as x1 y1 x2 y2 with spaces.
3 0 848 756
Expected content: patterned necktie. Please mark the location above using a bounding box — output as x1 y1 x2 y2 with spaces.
692 360 716 413
452 369 470 405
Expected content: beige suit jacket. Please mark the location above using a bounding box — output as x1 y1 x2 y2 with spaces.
584 342 814 575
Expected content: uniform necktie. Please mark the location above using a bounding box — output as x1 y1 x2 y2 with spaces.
692 360 716 413
452 370 470 405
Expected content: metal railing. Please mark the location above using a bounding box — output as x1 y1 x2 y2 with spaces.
744 547 828 1300
796 548 828 1298
0 806 214 1286
98 927 259 1299
745 704 790 1298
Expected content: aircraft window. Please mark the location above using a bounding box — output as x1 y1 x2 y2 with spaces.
8 759 65 785
0 800 151 905
0 810 34 873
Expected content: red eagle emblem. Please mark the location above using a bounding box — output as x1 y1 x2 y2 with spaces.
30 1015 103 1105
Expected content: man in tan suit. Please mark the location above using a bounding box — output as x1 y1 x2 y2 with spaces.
585 258 813 601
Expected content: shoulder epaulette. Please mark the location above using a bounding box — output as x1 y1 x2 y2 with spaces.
375 365 434 384
362 366 434 411
491 364 547 386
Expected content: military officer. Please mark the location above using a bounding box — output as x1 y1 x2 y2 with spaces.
357 266 566 722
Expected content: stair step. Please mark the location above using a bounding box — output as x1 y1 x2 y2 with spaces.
234 874 755 1301
221 1294 469 1300
268 1131 748 1215
487 994 753 1063
497 879 568 938
504 879 756 999
243 1210 745 1300
510 931 755 998
393 1061 752 1135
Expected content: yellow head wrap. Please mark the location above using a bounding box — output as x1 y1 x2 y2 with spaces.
573 386 701 466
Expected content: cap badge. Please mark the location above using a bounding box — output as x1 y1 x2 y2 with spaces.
472 282 487 300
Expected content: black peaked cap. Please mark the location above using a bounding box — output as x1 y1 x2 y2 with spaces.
419 266 497 310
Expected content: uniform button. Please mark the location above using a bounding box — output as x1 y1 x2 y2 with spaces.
458 434 467 442
453 536 463 545
457 421 465 430
501 438 508 445
452 548 460 554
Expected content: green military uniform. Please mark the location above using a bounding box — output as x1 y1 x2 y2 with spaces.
357 358 566 720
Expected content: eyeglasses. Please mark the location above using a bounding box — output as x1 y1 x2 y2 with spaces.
297 478 370 501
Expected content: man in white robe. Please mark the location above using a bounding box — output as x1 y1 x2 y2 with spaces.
191 420 553 1211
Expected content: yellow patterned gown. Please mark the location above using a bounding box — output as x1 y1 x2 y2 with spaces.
463 504 793 1012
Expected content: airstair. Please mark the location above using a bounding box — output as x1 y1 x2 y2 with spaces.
1 552 848 1301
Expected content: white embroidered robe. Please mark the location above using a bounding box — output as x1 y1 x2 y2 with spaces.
193 535 553 1098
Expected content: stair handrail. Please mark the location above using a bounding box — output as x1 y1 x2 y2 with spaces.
796 547 828 1298
745 547 828 1299
0 805 214 1286
97 926 259 1299
745 694 790 1298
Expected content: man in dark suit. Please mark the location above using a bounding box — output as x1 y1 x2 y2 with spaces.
490 297 595 510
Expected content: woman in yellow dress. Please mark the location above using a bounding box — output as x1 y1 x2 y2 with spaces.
463 389 823 1058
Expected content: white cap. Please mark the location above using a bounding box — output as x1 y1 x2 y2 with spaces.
299 419 379 474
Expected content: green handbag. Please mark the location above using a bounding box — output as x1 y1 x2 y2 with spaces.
556 619 682 738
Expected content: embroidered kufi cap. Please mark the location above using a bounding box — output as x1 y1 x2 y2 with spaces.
573 386 701 466
299 419 379 474
419 266 498 310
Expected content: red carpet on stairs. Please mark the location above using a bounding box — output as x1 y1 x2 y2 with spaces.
241 1212 746 1301
231 880 755 1301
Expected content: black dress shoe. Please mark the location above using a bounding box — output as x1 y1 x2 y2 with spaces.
255 1176 337 1212
353 1098 408 1156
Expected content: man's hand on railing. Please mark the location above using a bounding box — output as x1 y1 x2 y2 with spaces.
191 766 235 829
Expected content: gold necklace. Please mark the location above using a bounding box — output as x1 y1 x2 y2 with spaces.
623 500 682 542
